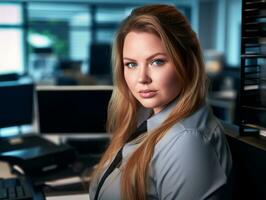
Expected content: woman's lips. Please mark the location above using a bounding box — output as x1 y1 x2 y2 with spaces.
139 90 157 98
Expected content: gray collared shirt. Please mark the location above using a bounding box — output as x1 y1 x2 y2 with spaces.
89 101 232 200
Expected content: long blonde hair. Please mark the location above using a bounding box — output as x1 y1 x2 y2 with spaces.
91 4 207 200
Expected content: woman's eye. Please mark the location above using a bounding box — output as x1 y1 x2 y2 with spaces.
125 62 137 68
151 59 165 66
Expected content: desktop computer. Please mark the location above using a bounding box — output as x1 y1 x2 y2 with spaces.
0 80 77 177
0 80 33 130
36 85 113 134
89 43 112 76
0 83 112 194
36 85 112 155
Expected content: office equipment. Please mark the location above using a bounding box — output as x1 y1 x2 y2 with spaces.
36 85 112 156
37 85 113 134
0 80 34 129
0 134 77 176
0 176 45 200
56 60 95 86
89 43 112 76
0 79 78 177
58 60 82 71
239 0 266 135
0 73 19 82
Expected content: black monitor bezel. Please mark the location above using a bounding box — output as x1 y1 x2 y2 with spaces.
0 81 34 129
36 85 113 134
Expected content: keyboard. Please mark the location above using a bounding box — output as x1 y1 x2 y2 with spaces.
0 177 45 200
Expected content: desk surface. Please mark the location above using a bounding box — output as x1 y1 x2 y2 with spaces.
47 194 89 200
223 122 266 151
0 161 14 178
0 134 97 198
0 158 92 198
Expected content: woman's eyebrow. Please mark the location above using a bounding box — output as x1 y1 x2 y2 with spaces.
123 57 136 61
123 52 167 61
146 52 167 60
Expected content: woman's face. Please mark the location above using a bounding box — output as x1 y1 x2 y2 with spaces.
123 31 180 114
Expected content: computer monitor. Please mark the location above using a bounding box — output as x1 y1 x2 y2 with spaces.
36 85 113 134
0 81 34 129
89 43 112 76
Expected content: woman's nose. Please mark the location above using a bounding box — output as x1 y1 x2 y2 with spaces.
138 66 152 84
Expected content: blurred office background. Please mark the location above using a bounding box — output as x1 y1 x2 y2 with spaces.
0 0 241 135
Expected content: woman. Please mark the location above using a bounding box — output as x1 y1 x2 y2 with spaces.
89 4 232 200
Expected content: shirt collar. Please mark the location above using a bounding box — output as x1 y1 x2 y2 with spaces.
136 98 179 133
138 98 208 133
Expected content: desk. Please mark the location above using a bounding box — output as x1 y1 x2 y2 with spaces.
0 161 14 178
43 133 110 144
47 194 89 200
39 154 94 197
223 122 266 199
0 134 99 199
0 157 92 199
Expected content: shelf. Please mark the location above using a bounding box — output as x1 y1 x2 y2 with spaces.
242 123 266 131
240 0 266 135
241 106 266 129
245 1 266 10
241 105 266 112
241 54 266 58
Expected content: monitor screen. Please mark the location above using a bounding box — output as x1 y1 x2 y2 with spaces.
37 85 113 134
0 81 34 128
89 43 111 75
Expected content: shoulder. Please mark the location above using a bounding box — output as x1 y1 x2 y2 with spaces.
152 104 223 158
148 106 233 199
152 126 219 167
149 128 229 199
152 105 232 174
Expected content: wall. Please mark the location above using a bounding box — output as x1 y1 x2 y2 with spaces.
198 0 241 67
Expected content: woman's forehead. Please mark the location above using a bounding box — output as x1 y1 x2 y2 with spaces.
123 31 166 57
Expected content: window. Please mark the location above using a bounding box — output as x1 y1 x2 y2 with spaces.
0 3 24 75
